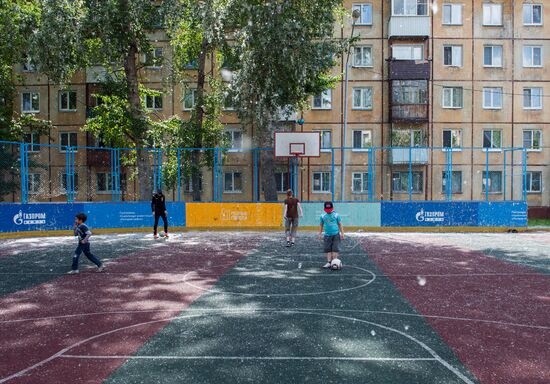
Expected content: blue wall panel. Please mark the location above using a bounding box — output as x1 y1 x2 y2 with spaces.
477 202 528 227
0 202 186 232
299 202 381 227
381 202 478 227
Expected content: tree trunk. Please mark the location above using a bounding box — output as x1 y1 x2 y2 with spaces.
258 122 278 201
191 36 209 201
122 5 152 201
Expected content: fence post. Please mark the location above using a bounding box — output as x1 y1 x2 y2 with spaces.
20 143 28 204
485 149 489 202
331 148 335 202
503 150 507 201
253 149 259 202
177 149 181 202
367 147 374 201
65 146 75 203
213 148 218 202
445 149 453 201
110 148 121 202
408 146 413 201
522 149 527 202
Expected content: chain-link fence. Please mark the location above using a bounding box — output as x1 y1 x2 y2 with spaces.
0 140 541 204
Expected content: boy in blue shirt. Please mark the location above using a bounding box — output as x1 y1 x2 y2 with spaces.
318 201 344 269
67 213 105 274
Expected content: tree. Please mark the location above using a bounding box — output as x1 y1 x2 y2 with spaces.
30 0 167 200
166 0 229 200
0 0 50 200
227 0 348 201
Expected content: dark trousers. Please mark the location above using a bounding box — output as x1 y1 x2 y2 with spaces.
72 243 102 270
154 212 168 234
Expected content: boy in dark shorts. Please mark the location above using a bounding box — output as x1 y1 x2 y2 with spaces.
318 201 344 268
67 213 104 274
283 189 303 247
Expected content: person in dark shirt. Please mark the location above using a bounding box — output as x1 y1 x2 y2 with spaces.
67 212 104 274
152 189 169 239
283 189 303 247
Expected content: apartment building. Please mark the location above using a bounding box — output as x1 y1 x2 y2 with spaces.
6 1 549 209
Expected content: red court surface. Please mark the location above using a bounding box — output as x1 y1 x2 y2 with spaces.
0 240 251 384
360 233 550 384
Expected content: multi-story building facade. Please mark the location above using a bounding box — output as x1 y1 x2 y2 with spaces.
5 1 549 210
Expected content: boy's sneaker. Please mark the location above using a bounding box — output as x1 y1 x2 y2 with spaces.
97 265 106 273
154 234 159 239
67 270 79 275
322 262 331 269
291 241 295 246
286 241 291 247
164 233 169 239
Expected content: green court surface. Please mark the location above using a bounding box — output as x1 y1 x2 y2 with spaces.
104 235 476 384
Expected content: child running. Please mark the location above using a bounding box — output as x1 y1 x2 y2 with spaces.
283 189 303 247
67 213 104 274
318 201 344 269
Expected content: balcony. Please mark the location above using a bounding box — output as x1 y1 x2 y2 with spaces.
390 148 429 165
86 149 111 167
388 16 430 38
389 60 430 80
391 104 428 122
86 66 108 83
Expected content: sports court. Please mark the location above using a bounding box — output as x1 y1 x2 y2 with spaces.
1 231 549 384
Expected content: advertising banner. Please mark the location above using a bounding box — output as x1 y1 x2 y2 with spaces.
299 202 381 227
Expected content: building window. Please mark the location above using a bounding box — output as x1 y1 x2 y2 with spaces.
22 92 40 113
392 45 423 60
275 172 290 193
59 91 77 112
483 87 503 109
352 87 373 110
523 88 543 110
523 4 543 26
392 171 423 193
183 89 197 110
184 175 203 193
443 45 463 67
392 0 428 16
442 171 463 193
483 130 502 150
442 129 462 150
225 129 243 151
442 87 463 108
352 130 372 149
312 172 331 193
352 172 370 194
144 47 163 68
483 45 503 67
145 94 163 110
525 171 542 193
482 171 502 193
223 92 235 111
352 4 373 25
391 129 423 147
392 80 428 105
28 173 41 194
224 171 242 193
23 133 40 152
60 173 79 193
60 132 78 152
96 173 113 193
482 3 502 26
523 129 542 151
523 46 543 67
442 3 462 25
353 46 373 67
320 130 332 151
312 90 332 109
22 55 36 72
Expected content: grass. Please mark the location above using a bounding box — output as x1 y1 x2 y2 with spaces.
529 218 550 227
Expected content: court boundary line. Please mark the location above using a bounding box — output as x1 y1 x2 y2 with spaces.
0 310 475 384
60 355 438 362
2 307 549 330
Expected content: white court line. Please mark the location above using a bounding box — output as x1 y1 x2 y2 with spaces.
60 355 437 362
0 309 475 384
182 265 376 297
2 307 549 330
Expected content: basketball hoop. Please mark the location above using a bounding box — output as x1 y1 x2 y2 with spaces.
274 132 321 158
289 143 305 157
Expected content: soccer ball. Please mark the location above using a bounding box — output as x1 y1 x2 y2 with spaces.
160 231 165 237
330 259 342 271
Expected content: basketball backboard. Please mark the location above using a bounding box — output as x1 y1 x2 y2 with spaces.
274 132 321 158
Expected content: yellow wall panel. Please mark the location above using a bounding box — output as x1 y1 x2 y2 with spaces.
186 203 283 228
